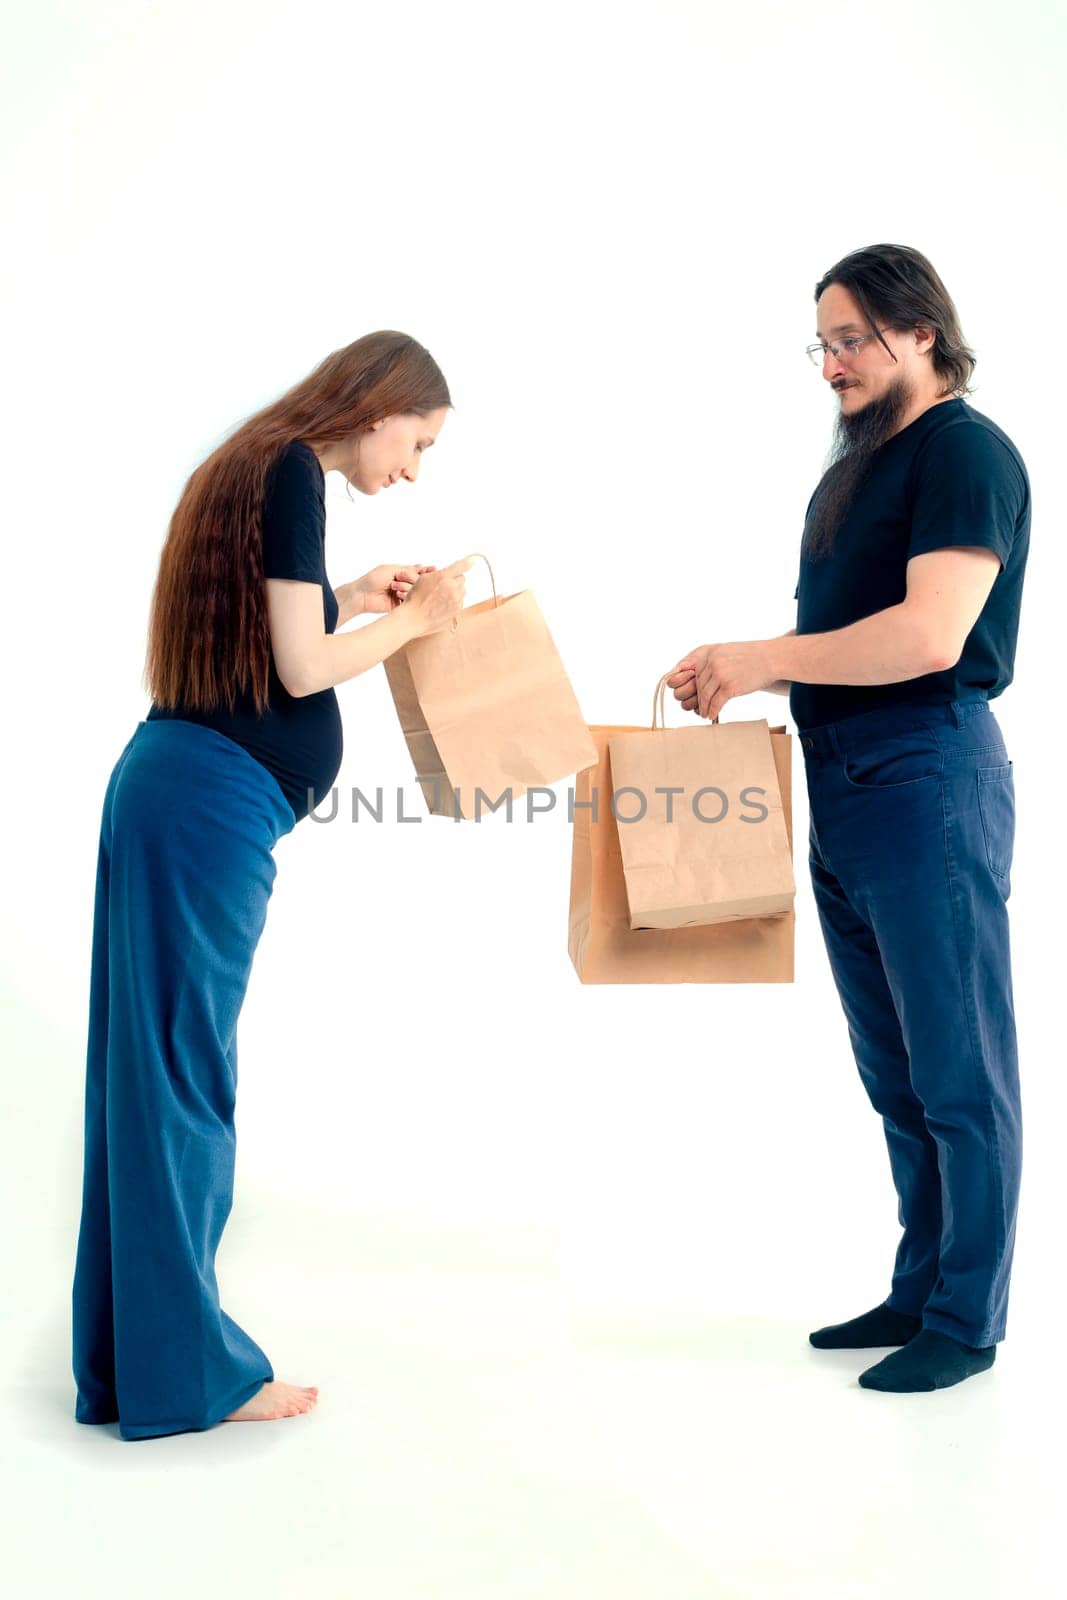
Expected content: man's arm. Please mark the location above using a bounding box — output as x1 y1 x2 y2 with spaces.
770 549 1001 687
766 629 795 694
770 604 944 687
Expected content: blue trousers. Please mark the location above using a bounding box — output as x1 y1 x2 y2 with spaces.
799 695 1020 1347
72 719 297 1440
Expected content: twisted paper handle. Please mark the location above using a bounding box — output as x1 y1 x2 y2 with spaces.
652 671 720 729
449 550 499 632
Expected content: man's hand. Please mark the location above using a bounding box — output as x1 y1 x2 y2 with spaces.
665 640 781 720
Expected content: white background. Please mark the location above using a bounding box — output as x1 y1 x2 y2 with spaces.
1 2 1063 1596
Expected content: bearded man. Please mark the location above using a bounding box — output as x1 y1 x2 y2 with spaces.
667 243 1030 1393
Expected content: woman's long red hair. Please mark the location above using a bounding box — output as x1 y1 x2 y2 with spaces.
144 330 451 715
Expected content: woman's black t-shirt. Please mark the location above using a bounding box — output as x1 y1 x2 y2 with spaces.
789 398 1030 730
146 440 342 822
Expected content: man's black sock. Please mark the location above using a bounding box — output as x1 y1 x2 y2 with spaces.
858 1328 996 1391
809 1301 923 1349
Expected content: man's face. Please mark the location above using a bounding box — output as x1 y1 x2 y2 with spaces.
815 282 917 414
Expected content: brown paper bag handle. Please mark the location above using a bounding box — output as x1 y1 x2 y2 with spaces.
653 672 720 729
449 551 499 632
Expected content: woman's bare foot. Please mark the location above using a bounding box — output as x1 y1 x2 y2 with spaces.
223 1380 319 1422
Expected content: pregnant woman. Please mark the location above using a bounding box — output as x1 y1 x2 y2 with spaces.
72 330 471 1441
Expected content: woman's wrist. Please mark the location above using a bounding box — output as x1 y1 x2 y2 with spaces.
334 581 366 627
379 601 421 649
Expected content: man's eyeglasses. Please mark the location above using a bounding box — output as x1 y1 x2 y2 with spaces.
805 328 892 367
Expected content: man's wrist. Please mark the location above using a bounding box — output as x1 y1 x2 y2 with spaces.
767 632 796 683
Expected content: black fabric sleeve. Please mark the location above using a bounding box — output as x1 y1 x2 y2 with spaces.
907 424 1025 570
261 445 327 581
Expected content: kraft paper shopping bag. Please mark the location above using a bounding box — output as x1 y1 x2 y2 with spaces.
606 676 796 929
568 706 794 984
384 553 598 819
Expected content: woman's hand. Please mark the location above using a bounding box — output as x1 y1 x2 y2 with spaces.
665 640 780 720
352 563 437 615
402 557 473 636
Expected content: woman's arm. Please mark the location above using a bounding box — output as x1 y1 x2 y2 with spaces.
267 560 469 697
267 579 416 696
331 581 366 629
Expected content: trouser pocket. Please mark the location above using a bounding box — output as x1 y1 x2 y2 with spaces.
977 762 1015 879
841 726 943 790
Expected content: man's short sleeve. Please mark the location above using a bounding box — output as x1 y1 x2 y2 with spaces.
908 423 1025 570
262 445 326 581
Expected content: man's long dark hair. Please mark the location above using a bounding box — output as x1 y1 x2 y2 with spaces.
801 244 977 560
815 243 976 398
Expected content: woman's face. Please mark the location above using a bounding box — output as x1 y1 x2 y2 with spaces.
346 406 449 494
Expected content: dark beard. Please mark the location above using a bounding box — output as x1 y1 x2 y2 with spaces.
801 376 914 559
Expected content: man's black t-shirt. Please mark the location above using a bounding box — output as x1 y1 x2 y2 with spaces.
789 398 1030 730
147 440 343 822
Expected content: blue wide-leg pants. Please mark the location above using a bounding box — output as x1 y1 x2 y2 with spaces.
72 718 297 1440
800 695 1020 1347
